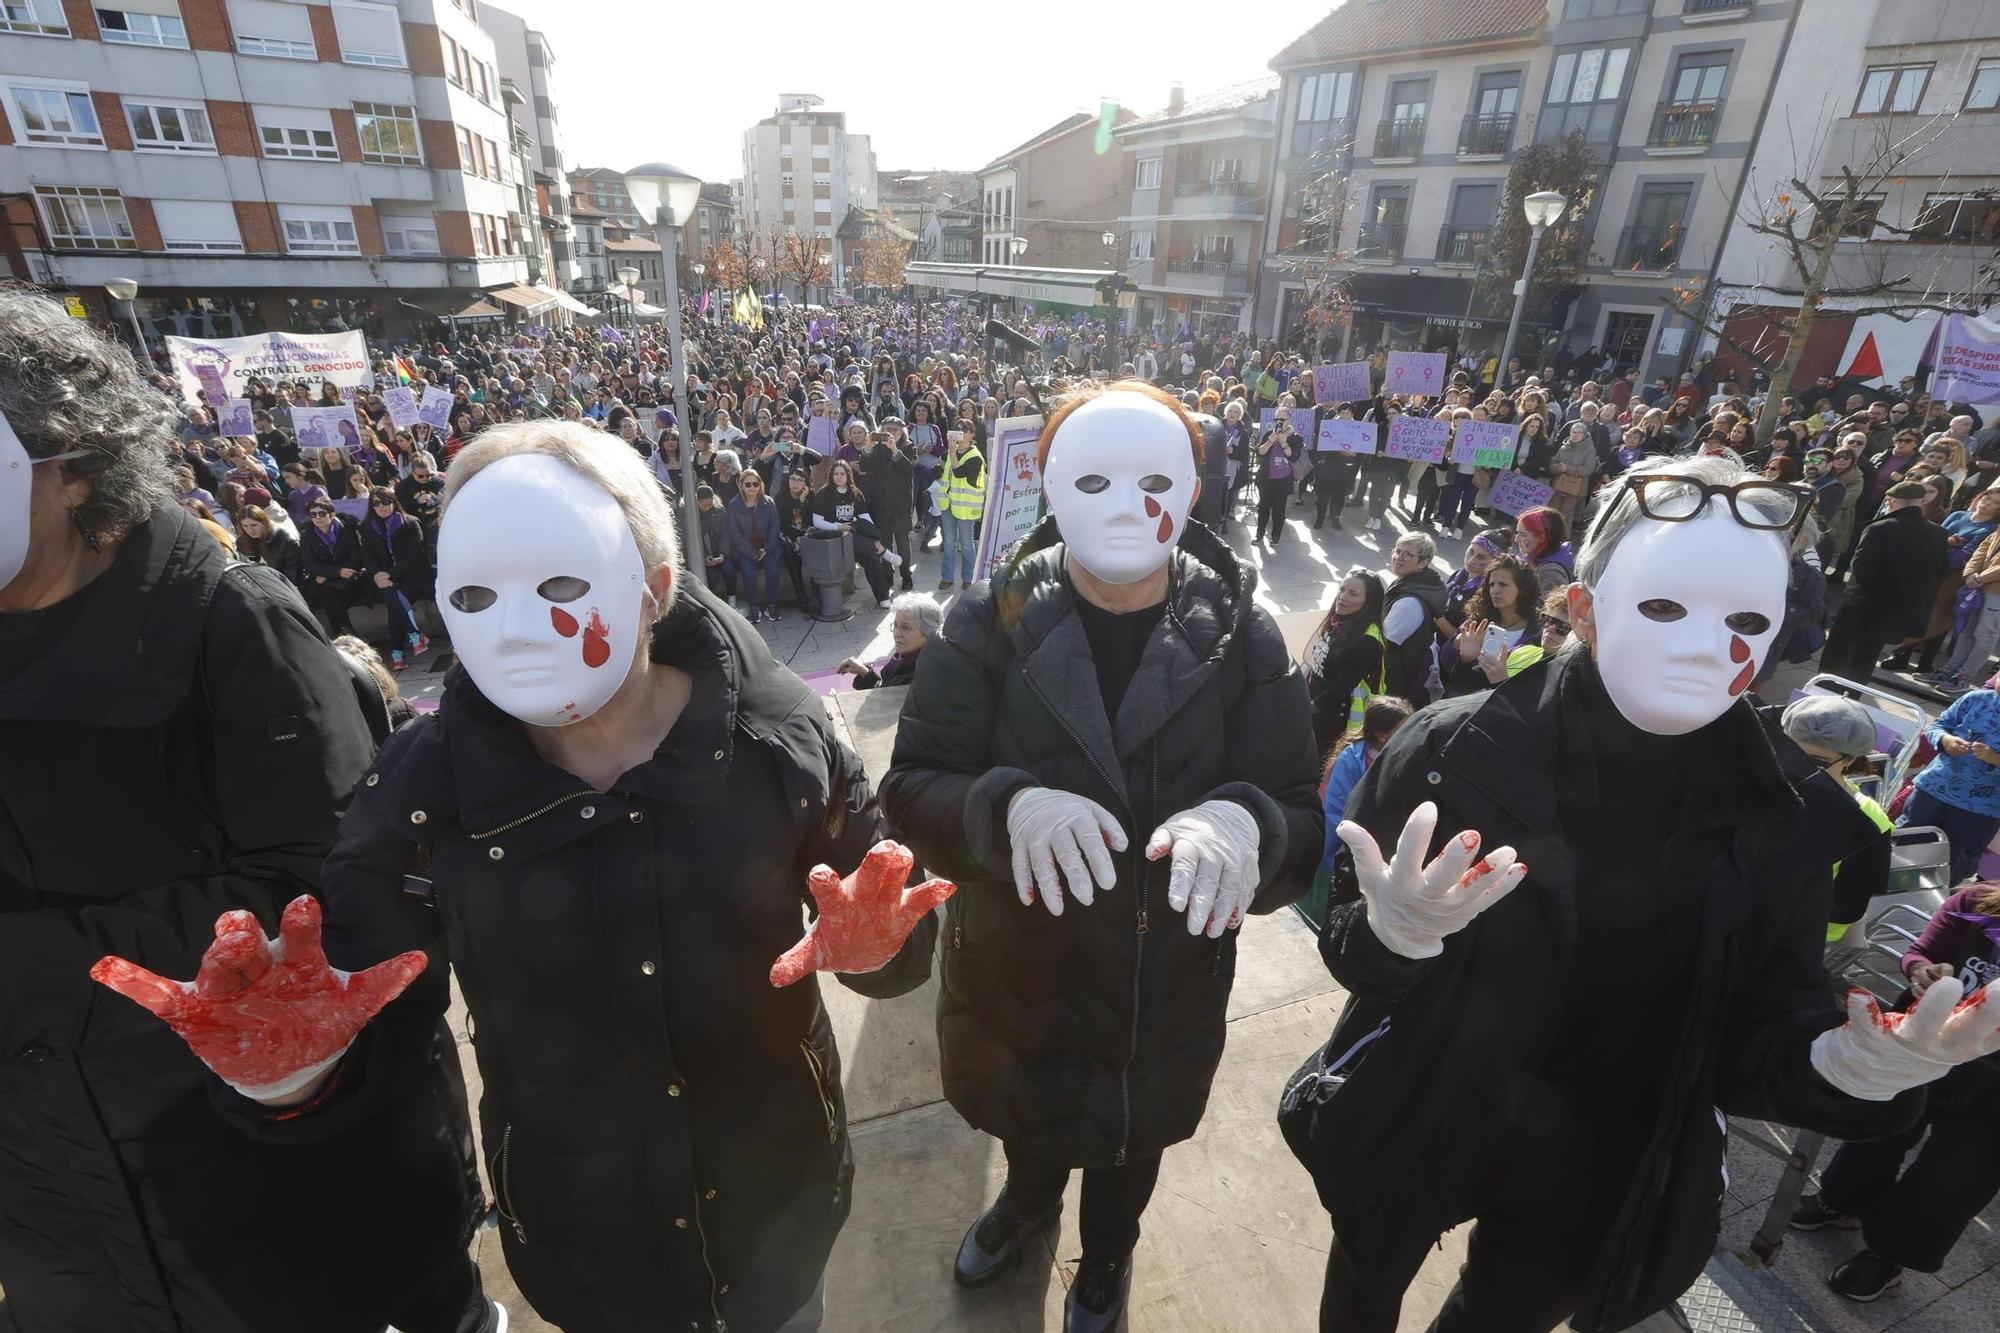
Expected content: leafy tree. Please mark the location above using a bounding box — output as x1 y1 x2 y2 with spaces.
1472 128 1599 326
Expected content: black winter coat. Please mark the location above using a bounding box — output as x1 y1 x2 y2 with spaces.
858 444 915 526
357 514 429 593
292 581 935 1333
1289 650 1923 1331
881 517 1322 1167
299 515 364 589
0 505 480 1333
1840 506 1949 638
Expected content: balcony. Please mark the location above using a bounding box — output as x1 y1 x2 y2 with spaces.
1615 224 1686 272
1171 180 1263 218
1435 226 1490 265
1373 117 1426 161
1174 178 1254 197
1354 222 1407 260
1162 257 1250 294
1684 0 1750 14
1457 113 1515 158
1648 100 1719 150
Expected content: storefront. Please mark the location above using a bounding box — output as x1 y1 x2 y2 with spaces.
1282 272 1561 373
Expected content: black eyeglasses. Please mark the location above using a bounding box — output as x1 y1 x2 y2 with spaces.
1618 474 1812 533
309 508 334 517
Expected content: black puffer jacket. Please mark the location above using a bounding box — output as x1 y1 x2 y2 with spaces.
0 505 480 1333
287 580 934 1333
881 517 1322 1167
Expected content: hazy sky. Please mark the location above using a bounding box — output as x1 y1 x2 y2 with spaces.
492 0 1334 186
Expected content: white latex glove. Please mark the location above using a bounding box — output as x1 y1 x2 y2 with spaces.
1147 800 1261 938
1006 786 1128 916
1809 976 2000 1102
1333 801 1528 959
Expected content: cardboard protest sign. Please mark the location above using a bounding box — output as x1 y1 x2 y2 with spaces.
416 389 453 432
1385 351 1447 398
293 406 361 454
806 416 838 453
382 385 419 431
1489 470 1555 516
1317 418 1378 456
215 399 255 437
1313 362 1371 404
1384 415 1449 464
1458 419 1520 470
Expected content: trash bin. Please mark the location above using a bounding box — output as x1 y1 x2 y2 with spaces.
801 529 854 622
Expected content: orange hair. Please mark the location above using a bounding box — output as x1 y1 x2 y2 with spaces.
1035 378 1205 471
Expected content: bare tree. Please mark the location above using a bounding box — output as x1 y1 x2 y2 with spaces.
779 230 831 302
1263 130 1359 360
1662 111 1998 444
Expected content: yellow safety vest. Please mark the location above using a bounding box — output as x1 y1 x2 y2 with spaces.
947 448 984 520
1504 643 1544 675
1827 790 1895 941
1346 623 1387 731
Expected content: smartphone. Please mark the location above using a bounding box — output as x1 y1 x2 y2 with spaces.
1481 625 1509 664
948 430 965 446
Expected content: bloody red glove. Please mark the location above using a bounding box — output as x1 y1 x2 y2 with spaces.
89 895 427 1103
770 840 955 987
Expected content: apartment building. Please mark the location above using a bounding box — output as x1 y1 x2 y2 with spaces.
1115 78 1278 336
567 164 640 233
482 2 574 288
878 168 980 262
1704 0 2000 386
1263 0 1802 385
0 0 574 342
979 106 1135 271
739 93 875 287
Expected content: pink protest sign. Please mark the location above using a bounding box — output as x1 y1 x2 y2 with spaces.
1384 415 1449 464
1318 418 1378 456
1313 361 1371 404
1489 470 1554 516
1385 351 1448 397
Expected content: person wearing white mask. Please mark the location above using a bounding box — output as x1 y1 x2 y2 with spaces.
881 381 1323 1333
91 421 950 1333
1286 452 2000 1333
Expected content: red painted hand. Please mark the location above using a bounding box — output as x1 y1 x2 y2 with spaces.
770 840 955 987
89 895 427 1099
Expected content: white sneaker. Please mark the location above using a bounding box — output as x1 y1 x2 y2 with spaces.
877 598 892 609
882 549 903 569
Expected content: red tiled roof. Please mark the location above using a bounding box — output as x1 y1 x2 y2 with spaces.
1271 0 1545 69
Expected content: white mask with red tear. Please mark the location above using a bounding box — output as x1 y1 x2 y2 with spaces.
436 453 648 727
1041 392 1200 585
1585 498 1787 735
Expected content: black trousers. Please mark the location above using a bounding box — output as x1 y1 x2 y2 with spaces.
1821 605 1891 683
1314 462 1358 524
1818 1060 2000 1273
384 1251 496 1333
1256 480 1292 544
1320 1084 1651 1333
1003 1141 1164 1260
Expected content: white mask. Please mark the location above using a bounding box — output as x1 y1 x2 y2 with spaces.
1585 499 1787 735
1041 393 1200 585
0 409 85 593
436 454 649 727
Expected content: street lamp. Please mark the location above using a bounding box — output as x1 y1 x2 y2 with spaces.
103 277 149 365
1496 191 1568 391
623 161 704 574
691 262 706 323
1009 235 1028 265
615 263 641 344
1101 230 1116 249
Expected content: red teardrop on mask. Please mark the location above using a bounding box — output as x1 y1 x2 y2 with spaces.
581 608 610 668
1144 496 1161 517
550 607 578 637
1728 633 1751 663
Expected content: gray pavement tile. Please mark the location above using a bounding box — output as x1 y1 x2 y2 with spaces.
1885 1266 2000 1331
1719 1208 1951 1332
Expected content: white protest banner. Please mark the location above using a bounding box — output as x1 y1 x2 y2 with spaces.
973 415 1045 581
1384 415 1449 464
1313 362 1372 404
416 389 454 432
1318 418 1378 456
1458 419 1520 469
215 399 255 437
166 330 373 403
1489 470 1554 517
383 385 420 431
1927 314 2000 407
293 405 362 454
1384 351 1448 398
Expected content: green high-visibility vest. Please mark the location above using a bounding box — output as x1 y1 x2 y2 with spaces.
1346 623 1387 731
947 448 985 520
1827 789 1895 942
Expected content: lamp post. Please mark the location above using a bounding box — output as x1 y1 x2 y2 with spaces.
691 262 706 324
103 277 148 366
1496 190 1568 393
624 161 705 575
615 263 641 345
1101 231 1122 369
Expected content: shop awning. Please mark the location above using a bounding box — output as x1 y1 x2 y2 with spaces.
486 284 561 314
401 292 506 321
603 282 666 318
545 288 597 316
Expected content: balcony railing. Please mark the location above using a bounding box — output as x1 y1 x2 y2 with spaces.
1435 226 1490 264
1616 224 1686 271
1174 178 1254 197
1457 113 1515 156
1164 257 1245 275
1354 222 1407 259
1373 117 1426 159
1649 100 1719 148
1685 0 1749 11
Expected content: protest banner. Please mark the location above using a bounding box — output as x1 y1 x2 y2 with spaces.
193 365 227 405
1317 418 1378 456
1489 470 1554 517
973 415 1045 581
1384 415 1449 464
1259 407 1277 434
806 415 839 454
1455 419 1519 469
214 399 255 437
1926 314 2000 406
382 385 420 431
416 389 454 432
1313 361 1372 405
166 330 372 403
1384 351 1448 398
293 405 361 454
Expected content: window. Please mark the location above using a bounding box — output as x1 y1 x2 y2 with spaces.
1210 158 1241 182
1620 185 1691 269
1855 64 1931 115
353 102 420 165
1296 70 1354 125
127 101 215 153
1809 195 1883 241
1543 45 1633 142
812 172 831 186
779 143 792 159
1135 158 1161 190
34 185 134 250
153 199 242 252
1003 187 1012 228
8 83 103 147
96 8 187 46
1912 194 2000 244
811 143 830 159
1964 58 2000 111
1128 230 1154 260
1669 52 1729 105
443 35 464 86
456 126 476 171
258 106 338 160
780 172 794 192
1563 0 1646 16
381 216 439 255
280 207 358 254
332 2 405 68
228 0 314 58
0 0 67 36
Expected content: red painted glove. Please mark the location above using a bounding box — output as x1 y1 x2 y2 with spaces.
89 895 427 1103
770 840 955 987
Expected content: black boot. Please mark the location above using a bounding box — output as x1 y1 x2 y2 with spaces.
954 1190 1059 1288
1064 1254 1133 1332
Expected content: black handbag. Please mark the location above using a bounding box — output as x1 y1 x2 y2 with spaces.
1277 1014 1391 1172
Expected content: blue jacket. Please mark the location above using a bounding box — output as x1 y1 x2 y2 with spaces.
1916 690 2000 818
724 494 781 563
1319 744 1371 872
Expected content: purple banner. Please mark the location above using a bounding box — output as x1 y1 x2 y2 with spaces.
215 399 255 437
1385 351 1448 398
1313 361 1371 404
1384 415 1449 464
1317 418 1378 456
1489 470 1555 517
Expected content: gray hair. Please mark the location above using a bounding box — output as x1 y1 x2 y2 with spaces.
889 591 943 639
1781 695 1877 759
1392 530 1437 564
1574 453 1790 589
442 421 681 609
0 285 175 543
